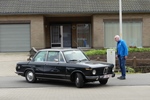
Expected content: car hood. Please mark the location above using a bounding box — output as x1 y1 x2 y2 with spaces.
75 60 114 68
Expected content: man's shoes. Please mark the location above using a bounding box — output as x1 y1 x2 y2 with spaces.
117 76 126 80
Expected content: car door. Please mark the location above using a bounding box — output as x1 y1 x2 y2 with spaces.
28 51 47 77
44 51 67 79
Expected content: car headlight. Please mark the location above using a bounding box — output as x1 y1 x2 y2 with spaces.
92 70 96 75
17 65 21 69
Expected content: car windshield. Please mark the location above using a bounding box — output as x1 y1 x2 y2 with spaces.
63 50 88 62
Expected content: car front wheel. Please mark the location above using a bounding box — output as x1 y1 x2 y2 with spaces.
75 73 84 88
99 79 108 85
25 70 37 83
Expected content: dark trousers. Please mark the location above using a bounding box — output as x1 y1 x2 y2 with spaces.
118 56 126 78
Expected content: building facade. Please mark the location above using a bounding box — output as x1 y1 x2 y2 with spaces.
0 0 150 52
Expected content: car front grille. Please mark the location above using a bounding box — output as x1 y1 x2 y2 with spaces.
103 67 109 74
95 66 113 75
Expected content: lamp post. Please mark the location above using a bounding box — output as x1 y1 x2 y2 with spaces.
119 0 122 39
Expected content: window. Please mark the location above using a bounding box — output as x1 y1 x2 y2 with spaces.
47 51 59 62
104 20 142 48
47 51 65 62
63 50 88 62
34 51 47 62
59 53 65 62
77 24 91 48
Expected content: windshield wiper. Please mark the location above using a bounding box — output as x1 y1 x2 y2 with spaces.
79 59 88 62
69 59 78 62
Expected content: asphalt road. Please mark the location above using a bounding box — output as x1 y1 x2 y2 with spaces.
0 52 150 100
0 74 150 100
0 73 150 88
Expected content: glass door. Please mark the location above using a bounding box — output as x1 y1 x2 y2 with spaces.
77 24 91 48
63 25 71 47
50 25 61 47
50 25 71 48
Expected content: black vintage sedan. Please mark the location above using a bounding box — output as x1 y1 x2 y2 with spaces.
16 48 115 88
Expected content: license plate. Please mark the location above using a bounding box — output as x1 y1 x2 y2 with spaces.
103 75 110 78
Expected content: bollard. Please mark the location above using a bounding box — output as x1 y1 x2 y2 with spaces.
133 56 137 68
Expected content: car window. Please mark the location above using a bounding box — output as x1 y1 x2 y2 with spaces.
60 53 65 62
33 51 47 62
47 51 59 62
47 51 65 62
63 50 88 62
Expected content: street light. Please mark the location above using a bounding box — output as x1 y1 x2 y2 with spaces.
119 0 122 39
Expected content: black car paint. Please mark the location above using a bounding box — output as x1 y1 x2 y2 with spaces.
16 60 113 80
16 49 115 87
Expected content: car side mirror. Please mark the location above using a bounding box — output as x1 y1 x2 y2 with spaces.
27 57 32 61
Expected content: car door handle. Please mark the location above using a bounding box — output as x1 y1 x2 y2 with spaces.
50 69 59 72
66 68 75 70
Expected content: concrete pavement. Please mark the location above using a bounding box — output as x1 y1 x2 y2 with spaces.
0 52 150 100
0 52 29 76
0 52 150 81
0 86 150 100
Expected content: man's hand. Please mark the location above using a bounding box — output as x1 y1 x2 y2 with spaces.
115 55 118 59
125 56 127 59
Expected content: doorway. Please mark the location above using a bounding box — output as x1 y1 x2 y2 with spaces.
50 24 71 48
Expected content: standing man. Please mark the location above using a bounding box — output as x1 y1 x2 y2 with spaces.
114 35 128 80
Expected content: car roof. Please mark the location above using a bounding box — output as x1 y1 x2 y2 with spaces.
39 48 81 52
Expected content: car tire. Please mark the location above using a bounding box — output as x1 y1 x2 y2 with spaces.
99 79 108 85
75 73 84 88
25 70 37 83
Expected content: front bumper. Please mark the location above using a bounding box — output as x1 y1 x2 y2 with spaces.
15 72 24 76
85 73 115 81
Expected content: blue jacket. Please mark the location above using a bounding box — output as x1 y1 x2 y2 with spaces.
117 39 128 56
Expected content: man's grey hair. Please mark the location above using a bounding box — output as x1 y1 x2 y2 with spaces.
114 35 120 39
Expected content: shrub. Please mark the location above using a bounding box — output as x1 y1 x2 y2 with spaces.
126 66 135 73
84 48 150 56
84 49 107 56
129 48 150 52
